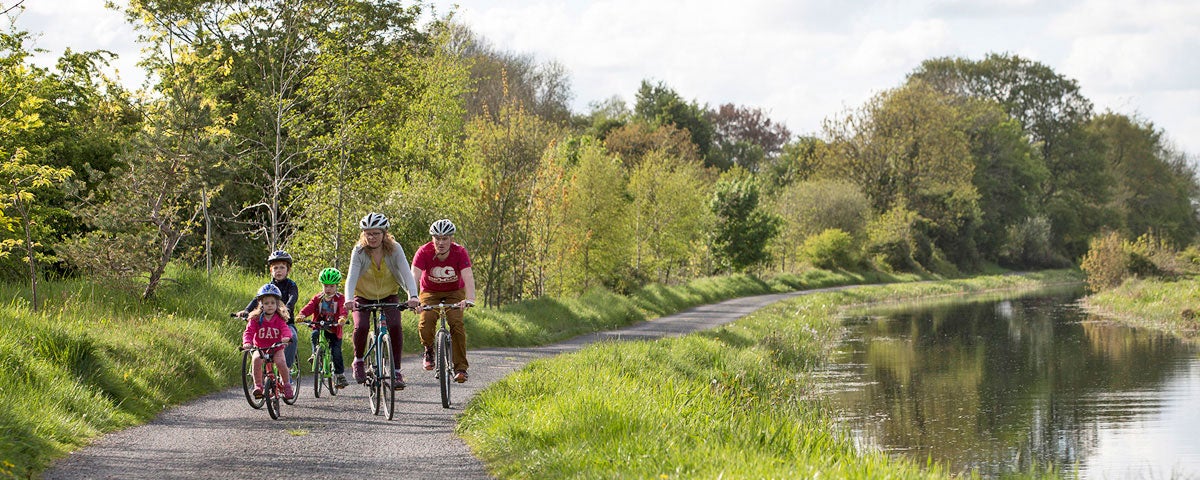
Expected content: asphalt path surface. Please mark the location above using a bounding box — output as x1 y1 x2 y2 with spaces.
44 287 841 479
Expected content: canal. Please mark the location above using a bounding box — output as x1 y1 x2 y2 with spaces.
815 287 1200 478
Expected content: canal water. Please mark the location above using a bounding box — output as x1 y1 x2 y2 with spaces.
815 287 1200 479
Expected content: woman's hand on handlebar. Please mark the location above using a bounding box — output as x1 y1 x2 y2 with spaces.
344 299 358 311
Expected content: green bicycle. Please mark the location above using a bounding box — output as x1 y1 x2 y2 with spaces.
303 318 344 398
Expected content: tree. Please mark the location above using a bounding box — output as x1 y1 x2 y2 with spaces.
909 53 1115 258
708 169 780 272
1087 113 1200 247
634 80 715 163
769 179 871 271
603 121 701 170
463 100 561 306
448 22 573 125
628 150 711 284
0 149 72 310
555 139 632 292
707 103 791 172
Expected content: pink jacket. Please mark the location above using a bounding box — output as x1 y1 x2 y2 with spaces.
243 312 291 349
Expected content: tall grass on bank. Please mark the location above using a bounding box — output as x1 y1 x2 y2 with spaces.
1081 276 1200 340
4 264 899 478
457 270 1081 479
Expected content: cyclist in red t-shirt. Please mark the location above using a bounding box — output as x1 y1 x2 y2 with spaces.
410 219 476 383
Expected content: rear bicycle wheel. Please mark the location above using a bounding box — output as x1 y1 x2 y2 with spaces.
436 328 451 408
242 350 264 409
380 334 396 420
265 376 280 420
312 345 324 398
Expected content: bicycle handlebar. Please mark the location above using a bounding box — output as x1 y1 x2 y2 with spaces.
301 319 347 330
241 340 290 353
352 302 413 312
420 303 463 311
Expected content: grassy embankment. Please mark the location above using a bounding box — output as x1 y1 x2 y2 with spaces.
2 264 909 479
457 270 1083 479
1080 276 1200 341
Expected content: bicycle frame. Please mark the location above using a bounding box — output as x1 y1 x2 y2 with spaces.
355 302 406 420
421 303 461 409
304 318 341 398
243 341 289 420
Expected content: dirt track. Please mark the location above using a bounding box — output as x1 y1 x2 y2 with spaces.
44 288 832 479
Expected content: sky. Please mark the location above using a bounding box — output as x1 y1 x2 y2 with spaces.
17 0 1200 155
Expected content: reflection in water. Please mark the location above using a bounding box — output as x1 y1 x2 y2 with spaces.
815 289 1200 478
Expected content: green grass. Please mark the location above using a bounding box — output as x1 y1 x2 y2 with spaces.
1 263 899 478
1080 275 1200 340
457 270 1082 479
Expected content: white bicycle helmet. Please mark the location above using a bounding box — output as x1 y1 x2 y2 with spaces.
359 212 389 230
429 218 456 236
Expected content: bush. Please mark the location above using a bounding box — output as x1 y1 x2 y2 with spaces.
1080 231 1129 292
800 229 856 269
864 206 920 272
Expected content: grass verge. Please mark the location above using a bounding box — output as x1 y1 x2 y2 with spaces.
1080 276 1200 341
457 270 1082 479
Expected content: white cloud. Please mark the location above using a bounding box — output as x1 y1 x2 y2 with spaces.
844 19 951 76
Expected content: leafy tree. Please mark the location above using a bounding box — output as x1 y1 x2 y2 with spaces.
634 80 715 162
1087 113 1200 247
462 100 561 306
628 150 711 284
708 103 791 172
555 139 632 292
59 62 227 299
708 169 780 272
0 150 72 310
909 53 1115 258
769 179 871 271
603 121 701 170
760 136 825 196
581 95 631 139
448 22 573 125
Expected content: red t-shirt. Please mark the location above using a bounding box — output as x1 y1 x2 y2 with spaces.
413 242 472 292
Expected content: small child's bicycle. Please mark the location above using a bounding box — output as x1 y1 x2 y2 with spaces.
303 317 345 398
241 340 291 420
421 303 462 409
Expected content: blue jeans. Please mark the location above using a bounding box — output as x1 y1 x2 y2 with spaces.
310 329 346 374
285 324 298 369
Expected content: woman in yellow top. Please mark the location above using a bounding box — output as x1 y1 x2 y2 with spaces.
343 212 421 387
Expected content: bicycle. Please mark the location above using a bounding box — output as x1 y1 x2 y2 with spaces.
354 302 409 420
303 317 346 398
233 312 301 407
241 340 291 420
421 303 462 409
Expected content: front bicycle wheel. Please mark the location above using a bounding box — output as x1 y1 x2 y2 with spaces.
366 340 381 416
312 345 324 398
242 350 264 409
437 329 452 409
265 376 280 420
325 350 337 396
379 334 396 420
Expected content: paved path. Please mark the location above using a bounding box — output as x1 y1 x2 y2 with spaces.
44 288 839 479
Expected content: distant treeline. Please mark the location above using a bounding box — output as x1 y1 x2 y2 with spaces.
1 0 1195 305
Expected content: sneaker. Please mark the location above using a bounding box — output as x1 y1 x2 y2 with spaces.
352 359 366 384
281 382 295 400
422 348 435 371
454 370 468 383
394 370 406 390
253 385 264 398
335 374 349 388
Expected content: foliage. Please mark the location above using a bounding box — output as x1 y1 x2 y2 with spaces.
769 179 871 270
602 121 701 169
554 139 632 293
634 80 716 163
708 169 781 273
707 103 791 172
800 228 857 269
1080 231 1129 292
628 150 712 284
864 204 921 272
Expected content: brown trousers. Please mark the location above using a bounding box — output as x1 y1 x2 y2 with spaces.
418 289 468 371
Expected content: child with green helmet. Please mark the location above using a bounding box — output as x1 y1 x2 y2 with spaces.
297 267 350 388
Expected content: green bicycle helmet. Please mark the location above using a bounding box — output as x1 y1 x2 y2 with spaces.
319 267 343 285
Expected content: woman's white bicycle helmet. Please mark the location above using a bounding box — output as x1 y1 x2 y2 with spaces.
360 212 389 230
429 218 456 236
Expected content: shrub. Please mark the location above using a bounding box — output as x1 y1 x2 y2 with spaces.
864 205 920 272
800 229 856 269
1080 231 1128 292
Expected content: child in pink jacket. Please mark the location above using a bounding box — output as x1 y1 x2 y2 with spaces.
242 283 294 400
